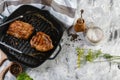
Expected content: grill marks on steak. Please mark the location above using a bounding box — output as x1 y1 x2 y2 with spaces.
7 20 34 39
7 21 53 52
30 32 54 52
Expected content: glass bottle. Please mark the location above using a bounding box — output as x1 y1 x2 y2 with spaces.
74 9 86 32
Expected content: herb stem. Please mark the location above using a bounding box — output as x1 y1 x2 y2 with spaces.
93 58 120 63
107 57 120 60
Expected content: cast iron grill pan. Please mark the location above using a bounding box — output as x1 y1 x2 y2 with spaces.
0 5 64 67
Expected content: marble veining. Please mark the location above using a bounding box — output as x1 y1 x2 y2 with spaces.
1 0 120 80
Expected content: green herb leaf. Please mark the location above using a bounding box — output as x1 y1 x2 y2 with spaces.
76 48 84 56
86 49 94 62
17 73 33 80
76 48 84 68
95 50 102 58
76 48 120 68
103 54 113 59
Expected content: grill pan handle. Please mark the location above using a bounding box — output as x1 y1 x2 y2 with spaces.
0 15 23 27
12 53 41 68
0 44 40 68
48 44 61 60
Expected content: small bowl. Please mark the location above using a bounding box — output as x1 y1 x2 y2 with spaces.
85 27 104 45
9 62 23 77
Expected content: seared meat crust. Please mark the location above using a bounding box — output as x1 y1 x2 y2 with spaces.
30 32 54 52
7 20 34 39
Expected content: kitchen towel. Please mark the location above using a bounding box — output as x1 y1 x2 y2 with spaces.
0 0 78 27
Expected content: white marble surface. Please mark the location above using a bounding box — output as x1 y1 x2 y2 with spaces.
1 0 120 80
27 0 120 80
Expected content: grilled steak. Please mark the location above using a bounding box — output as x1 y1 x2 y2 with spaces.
7 20 34 39
30 32 54 52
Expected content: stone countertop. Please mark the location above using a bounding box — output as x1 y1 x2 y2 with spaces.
1 0 120 80
27 0 120 80
26 31 120 80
